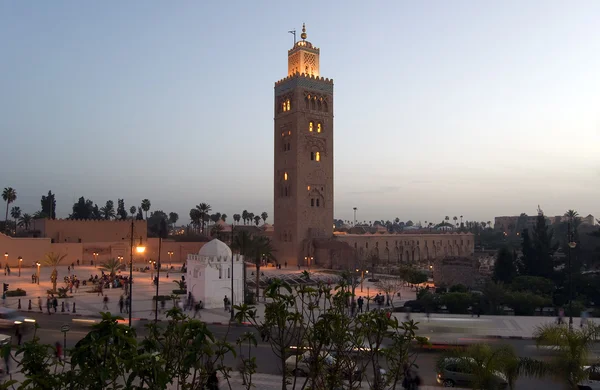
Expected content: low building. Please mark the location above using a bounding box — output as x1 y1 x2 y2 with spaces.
186 239 244 310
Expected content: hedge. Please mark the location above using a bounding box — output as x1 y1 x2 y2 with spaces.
172 289 187 295
6 289 26 297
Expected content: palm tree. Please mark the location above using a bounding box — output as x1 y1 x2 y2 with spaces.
445 216 450 223
487 221 492 229
189 208 201 234
248 235 275 299
220 213 227 223
242 210 248 225
100 200 116 220
129 206 137 216
18 213 32 231
253 215 261 226
481 221 487 229
10 206 21 233
523 323 600 389
261 212 268 224
2 187 17 233
233 214 241 225
168 212 179 229
196 203 211 234
564 210 580 224
460 215 464 225
453 216 458 226
45 252 68 292
99 258 125 277
141 199 151 220
248 213 255 226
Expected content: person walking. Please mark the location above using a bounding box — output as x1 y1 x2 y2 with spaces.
46 297 52 315
193 303 201 318
223 295 229 312
357 296 364 313
55 342 63 363
37 296 42 312
15 327 22 346
52 296 58 312
118 296 124 313
102 296 109 310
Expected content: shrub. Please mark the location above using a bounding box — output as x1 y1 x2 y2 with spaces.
245 290 256 305
505 291 551 316
5 289 26 297
172 289 187 295
449 284 468 293
152 295 170 302
564 301 586 317
441 292 473 314
511 276 554 297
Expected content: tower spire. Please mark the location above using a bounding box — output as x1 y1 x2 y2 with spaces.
301 23 307 40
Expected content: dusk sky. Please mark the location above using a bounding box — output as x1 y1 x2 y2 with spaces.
1 1 599 225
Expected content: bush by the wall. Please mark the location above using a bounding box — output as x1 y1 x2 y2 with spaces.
440 292 473 314
6 289 26 297
172 289 187 295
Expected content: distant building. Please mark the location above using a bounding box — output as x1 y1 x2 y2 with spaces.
186 239 244 309
494 214 595 233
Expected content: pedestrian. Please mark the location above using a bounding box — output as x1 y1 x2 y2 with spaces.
2 344 10 374
46 297 52 315
15 327 22 346
6 266 10 276
71 262 75 270
67 266 71 275
357 296 364 313
284 261 287 268
125 296 131 313
160 299 166 313
206 371 219 390
118 296 124 313
37 296 42 312
53 296 58 312
55 342 63 363
193 303 201 318
77 259 80 266
223 295 229 312
31 274 35 284
102 295 109 310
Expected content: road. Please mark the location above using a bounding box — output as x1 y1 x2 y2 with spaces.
7 312 562 389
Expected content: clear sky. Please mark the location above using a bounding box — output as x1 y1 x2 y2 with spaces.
1 1 599 225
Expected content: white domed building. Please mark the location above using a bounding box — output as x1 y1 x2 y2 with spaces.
186 239 244 309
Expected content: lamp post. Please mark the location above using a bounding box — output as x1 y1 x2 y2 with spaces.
117 256 123 265
18 257 22 277
149 260 154 280
356 268 368 292
93 252 98 267
36 262 40 285
3 253 7 267
167 251 173 268
567 222 577 331
230 225 235 322
128 217 146 327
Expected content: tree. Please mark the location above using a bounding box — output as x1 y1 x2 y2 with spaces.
405 220 414 227
99 258 125 277
168 212 179 227
116 199 127 220
196 203 211 234
493 246 517 284
141 199 151 219
2 187 17 233
531 208 558 279
44 252 67 292
487 221 492 229
220 213 227 222
100 200 116 220
526 323 600 389
564 209 580 225
233 213 241 225
241 210 248 225
18 213 32 230
248 235 275 299
211 223 224 239
40 190 56 219
253 215 261 226
445 216 449 223
519 228 537 276
453 216 458 227
148 210 169 237
261 212 268 224
210 213 220 225
248 212 255 226
10 206 21 233
136 206 144 220
70 196 94 219
374 277 403 307
189 208 201 234
129 205 137 216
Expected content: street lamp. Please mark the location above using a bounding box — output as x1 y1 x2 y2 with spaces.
117 256 123 265
128 217 146 327
93 252 98 267
567 222 577 330
36 262 41 285
3 253 7 267
167 251 173 268
18 256 22 277
356 268 368 292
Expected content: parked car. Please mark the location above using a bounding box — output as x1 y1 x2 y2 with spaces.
0 308 35 330
579 365 600 390
436 357 507 388
285 351 361 381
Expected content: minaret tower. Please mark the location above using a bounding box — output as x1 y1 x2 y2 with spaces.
273 24 334 266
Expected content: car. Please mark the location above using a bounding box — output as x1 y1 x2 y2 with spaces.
285 351 361 381
0 334 11 346
578 365 600 390
0 308 36 329
436 357 507 388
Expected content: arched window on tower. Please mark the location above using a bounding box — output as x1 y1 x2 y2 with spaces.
309 121 313 132
305 96 310 109
323 101 328 112
282 101 286 112
315 151 321 162
311 199 314 207
287 142 291 151
317 100 322 111
316 199 320 207
317 123 322 133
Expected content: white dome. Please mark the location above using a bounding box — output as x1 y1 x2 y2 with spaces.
198 239 232 258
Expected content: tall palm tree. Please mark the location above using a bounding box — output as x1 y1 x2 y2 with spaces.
453 216 458 227
189 208 201 234
242 210 248 225
248 235 275 299
129 206 137 216
18 213 32 231
233 214 241 225
564 210 580 224
45 252 68 292
522 323 600 389
460 215 464 225
445 216 450 223
141 199 151 220
2 187 17 233
261 212 268 224
196 203 211 234
100 258 125 277
10 206 21 233
248 212 255 226
220 213 227 223
253 215 261 226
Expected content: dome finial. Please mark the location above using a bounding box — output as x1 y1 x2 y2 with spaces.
301 23 307 40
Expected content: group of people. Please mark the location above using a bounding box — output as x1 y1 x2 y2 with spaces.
38 295 60 314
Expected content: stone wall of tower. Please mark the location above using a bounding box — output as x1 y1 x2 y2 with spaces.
273 74 334 266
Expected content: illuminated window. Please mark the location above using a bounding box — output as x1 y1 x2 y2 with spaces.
315 152 320 162
288 130 291 135
284 172 288 181
282 102 286 112
311 199 314 207
316 199 320 207
286 99 290 111
309 121 313 132
307 185 310 191
317 123 322 133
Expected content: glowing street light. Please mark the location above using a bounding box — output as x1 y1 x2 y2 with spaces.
93 252 98 267
36 262 41 285
18 256 22 277
356 268 368 292
167 251 174 268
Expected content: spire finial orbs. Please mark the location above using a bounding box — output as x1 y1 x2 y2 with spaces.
301 23 307 40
